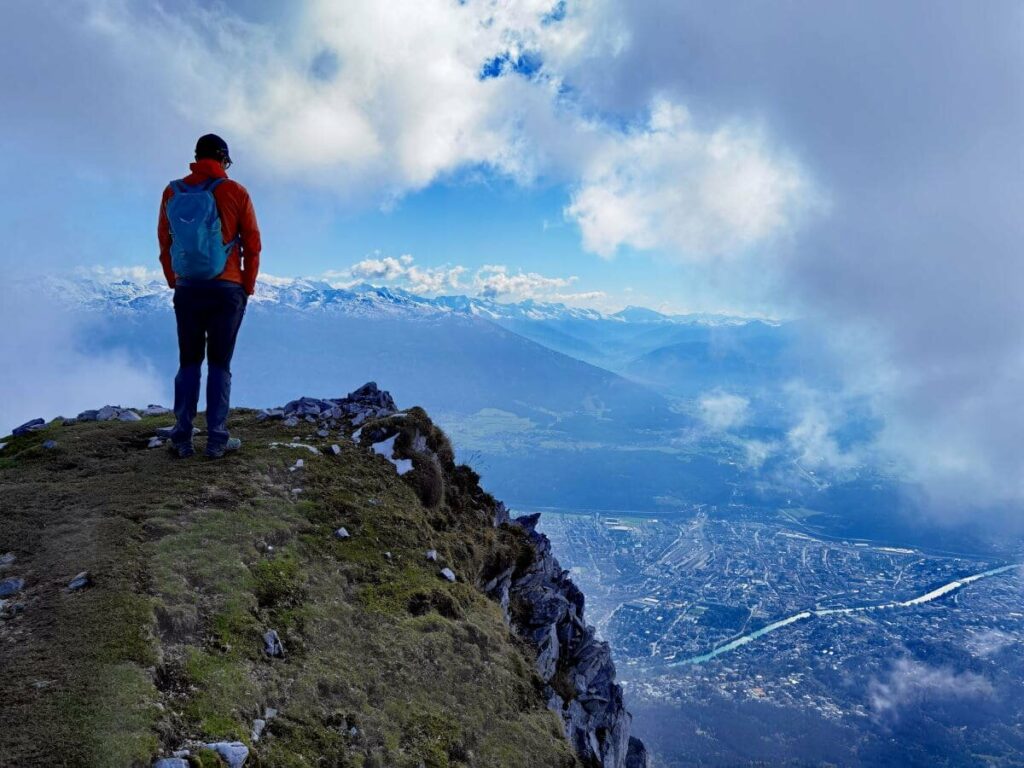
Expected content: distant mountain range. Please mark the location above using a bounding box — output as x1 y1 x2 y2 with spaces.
41 273 839 513
52 274 764 327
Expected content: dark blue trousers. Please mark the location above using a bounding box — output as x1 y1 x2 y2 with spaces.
170 280 247 450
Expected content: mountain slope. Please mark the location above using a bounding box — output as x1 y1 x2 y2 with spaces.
0 385 646 768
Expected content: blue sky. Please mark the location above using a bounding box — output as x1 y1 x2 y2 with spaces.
0 0 812 316
2 0 1024 506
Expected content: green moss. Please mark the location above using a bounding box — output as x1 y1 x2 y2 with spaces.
252 552 304 608
182 648 258 739
0 410 581 768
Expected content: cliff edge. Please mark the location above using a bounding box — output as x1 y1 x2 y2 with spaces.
0 384 647 768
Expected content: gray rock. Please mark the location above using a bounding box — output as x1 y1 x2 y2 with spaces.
143 405 171 416
263 629 285 657
283 396 324 417
289 458 304 472
316 428 329 438
251 717 267 742
346 382 397 412
117 410 142 422
147 436 164 449
334 527 351 540
0 577 25 597
42 440 57 450
96 406 119 421
440 567 457 583
502 514 645 768
67 571 91 591
12 418 45 436
61 418 78 427
535 623 560 680
329 444 342 456
625 737 649 768
155 427 174 438
425 549 438 562
283 416 300 428
153 759 189 768
0 552 15 568
0 442 7 452
77 410 99 422
264 706 278 720
206 741 249 768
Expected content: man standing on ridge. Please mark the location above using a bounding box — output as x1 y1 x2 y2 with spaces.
158 133 261 459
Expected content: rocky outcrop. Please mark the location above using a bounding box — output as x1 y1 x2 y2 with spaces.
263 381 397 425
485 512 648 768
321 384 649 767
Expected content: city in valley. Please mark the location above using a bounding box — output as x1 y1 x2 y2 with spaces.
538 507 1024 767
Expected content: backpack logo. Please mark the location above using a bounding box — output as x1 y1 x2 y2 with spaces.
166 178 238 280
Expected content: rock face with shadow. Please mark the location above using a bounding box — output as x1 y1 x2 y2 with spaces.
484 510 648 768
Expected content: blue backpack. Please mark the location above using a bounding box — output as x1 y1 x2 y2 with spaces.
166 178 238 280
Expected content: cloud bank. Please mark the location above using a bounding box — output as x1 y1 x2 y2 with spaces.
0 284 166 434
868 658 994 721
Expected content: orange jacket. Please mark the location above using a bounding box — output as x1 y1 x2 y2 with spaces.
158 158 261 294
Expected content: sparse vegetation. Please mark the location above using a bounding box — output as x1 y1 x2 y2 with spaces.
0 409 578 767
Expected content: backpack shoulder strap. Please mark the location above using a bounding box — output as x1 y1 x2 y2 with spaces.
170 180 189 194
205 177 229 192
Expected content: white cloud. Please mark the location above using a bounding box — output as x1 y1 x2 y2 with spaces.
784 386 861 472
565 100 812 258
698 390 750 431
868 658 994 721
740 439 777 470
473 264 573 299
0 284 167 433
67 0 810 253
350 255 414 281
967 629 1017 659
78 265 166 284
323 254 602 304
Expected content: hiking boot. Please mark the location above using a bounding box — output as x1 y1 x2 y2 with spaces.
169 441 195 459
206 437 241 460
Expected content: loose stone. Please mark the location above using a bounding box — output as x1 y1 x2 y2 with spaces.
263 629 285 657
67 572 91 591
0 577 25 597
205 741 249 768
12 418 45 436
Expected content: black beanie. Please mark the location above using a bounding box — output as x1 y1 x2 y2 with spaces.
195 133 231 163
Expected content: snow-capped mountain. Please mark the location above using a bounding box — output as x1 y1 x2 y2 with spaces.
45 273 760 326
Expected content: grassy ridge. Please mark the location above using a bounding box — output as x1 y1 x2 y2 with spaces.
0 411 578 768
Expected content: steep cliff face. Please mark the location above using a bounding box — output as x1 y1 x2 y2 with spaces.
0 384 646 768
484 513 648 768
